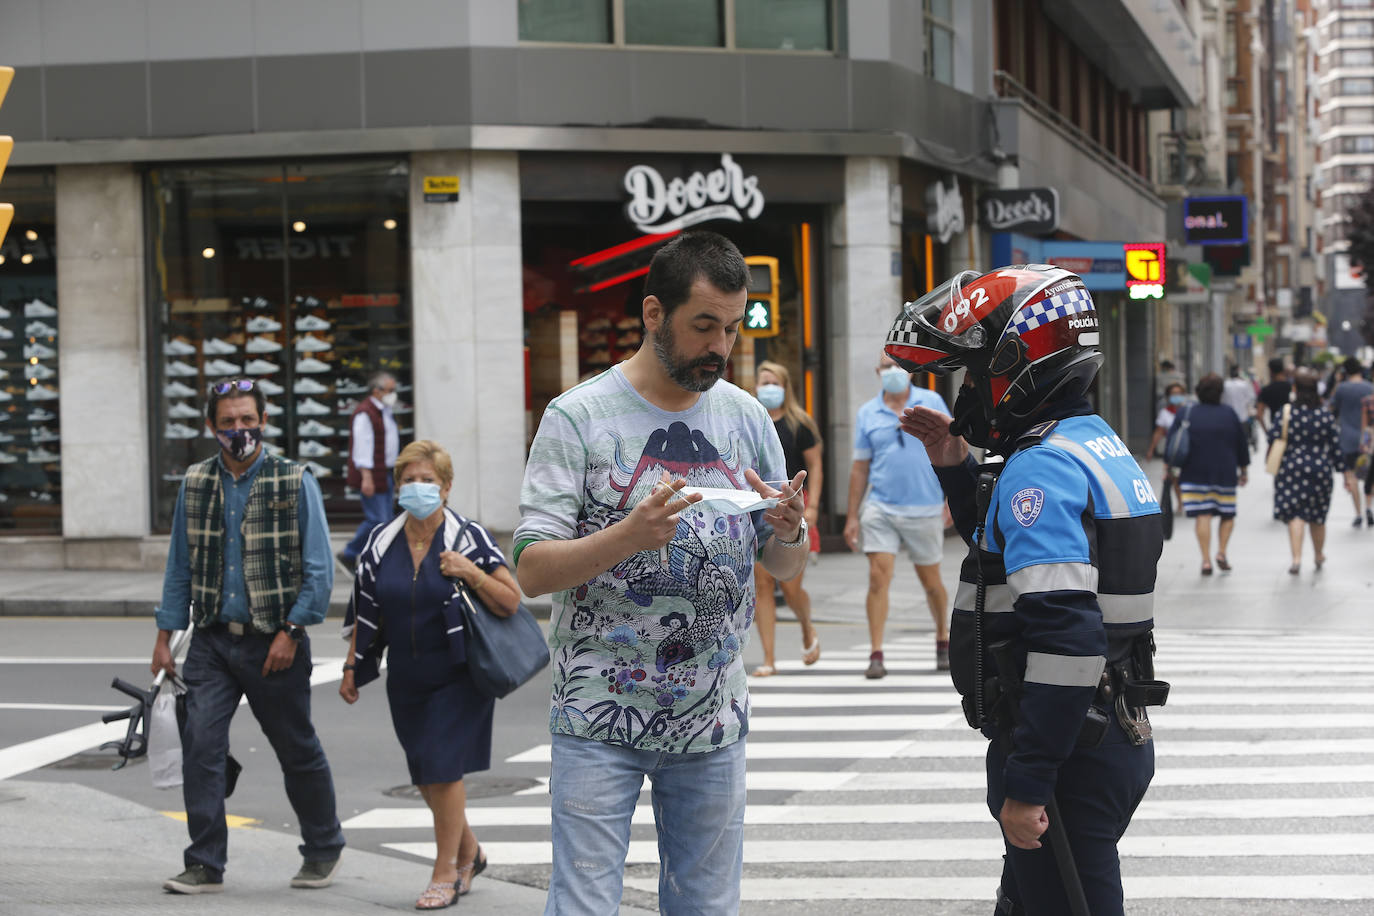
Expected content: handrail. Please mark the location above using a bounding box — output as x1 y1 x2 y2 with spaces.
992 70 1158 200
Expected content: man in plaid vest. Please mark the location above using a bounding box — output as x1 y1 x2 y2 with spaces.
150 378 344 895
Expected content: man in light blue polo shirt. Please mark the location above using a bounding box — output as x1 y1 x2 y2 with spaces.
844 354 951 678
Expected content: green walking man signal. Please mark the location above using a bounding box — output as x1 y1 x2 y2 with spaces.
742 255 780 339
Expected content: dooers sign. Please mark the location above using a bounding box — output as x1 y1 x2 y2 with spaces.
978 187 1060 236
623 153 765 234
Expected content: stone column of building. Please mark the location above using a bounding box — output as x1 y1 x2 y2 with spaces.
55 164 151 565
409 150 525 533
827 156 901 508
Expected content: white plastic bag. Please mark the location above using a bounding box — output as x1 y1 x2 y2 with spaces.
147 689 183 789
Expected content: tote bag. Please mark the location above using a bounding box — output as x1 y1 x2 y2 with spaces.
1163 404 1193 468
1266 404 1291 475
451 520 550 699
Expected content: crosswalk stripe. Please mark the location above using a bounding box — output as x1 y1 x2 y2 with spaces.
815 648 1374 663
776 658 1374 674
381 832 1374 866
748 689 1367 708
742 711 1374 732
622 874 1374 901
747 673 1374 688
349 796 1374 830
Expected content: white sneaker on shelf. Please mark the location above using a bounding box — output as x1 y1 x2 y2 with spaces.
256 379 284 395
26 364 56 381
335 380 368 395
0 305 9 319
204 359 241 376
295 334 332 353
0 328 12 340
298 419 335 437
296 315 331 332
303 460 332 478
24 299 57 318
243 359 279 375
165 422 200 439
265 403 284 416
167 402 200 419
0 452 17 464
294 378 329 395
242 296 271 309
296 397 330 416
26 321 58 337
26 385 58 401
0 431 13 443
294 295 322 308
164 338 196 356
28 446 61 463
166 361 198 378
245 336 282 354
298 439 332 457
24 342 57 360
296 358 330 374
164 381 197 398
202 338 237 355
263 442 285 457
31 428 60 443
245 316 282 333
0 368 7 381
336 398 358 414
262 423 284 438
27 407 55 421
0 390 11 402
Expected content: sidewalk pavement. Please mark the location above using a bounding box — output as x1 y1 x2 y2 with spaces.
0 778 637 914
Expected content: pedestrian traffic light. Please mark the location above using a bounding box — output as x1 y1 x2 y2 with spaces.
742 255 780 338
0 66 12 250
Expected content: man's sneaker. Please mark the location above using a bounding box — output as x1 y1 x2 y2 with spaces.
290 855 342 889
936 640 950 672
163 864 223 894
865 651 887 679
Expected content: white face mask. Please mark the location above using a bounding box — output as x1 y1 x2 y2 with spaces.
675 485 802 516
380 391 398 408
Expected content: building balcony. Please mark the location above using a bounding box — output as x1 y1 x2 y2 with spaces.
1040 0 1200 108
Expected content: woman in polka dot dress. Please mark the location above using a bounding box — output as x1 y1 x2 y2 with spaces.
1269 368 1344 574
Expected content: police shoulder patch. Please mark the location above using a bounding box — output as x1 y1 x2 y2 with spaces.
1010 487 1045 528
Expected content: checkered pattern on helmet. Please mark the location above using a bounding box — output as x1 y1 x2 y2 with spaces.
1007 287 1093 336
886 319 922 345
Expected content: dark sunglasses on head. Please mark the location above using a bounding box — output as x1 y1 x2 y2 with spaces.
210 379 256 396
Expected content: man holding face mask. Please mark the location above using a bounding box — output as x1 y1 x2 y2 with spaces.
151 377 344 895
844 354 953 677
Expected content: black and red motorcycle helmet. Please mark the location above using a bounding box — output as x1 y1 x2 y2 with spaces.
884 264 1104 454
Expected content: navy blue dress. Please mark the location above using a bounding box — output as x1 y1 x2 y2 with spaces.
374 533 497 785
1172 403 1249 517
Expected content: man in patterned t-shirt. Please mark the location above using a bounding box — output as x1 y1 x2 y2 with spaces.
515 232 807 915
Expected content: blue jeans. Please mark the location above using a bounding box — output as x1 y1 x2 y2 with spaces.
180 625 345 876
342 477 393 561
545 733 746 916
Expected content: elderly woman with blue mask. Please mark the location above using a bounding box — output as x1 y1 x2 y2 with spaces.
339 439 522 910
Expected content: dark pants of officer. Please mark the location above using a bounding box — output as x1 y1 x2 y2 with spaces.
986 716 1154 916
180 623 345 876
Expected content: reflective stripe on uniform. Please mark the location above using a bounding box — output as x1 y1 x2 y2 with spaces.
1046 434 1132 517
1025 651 1106 687
953 581 1013 613
1007 562 1098 597
1098 592 1153 625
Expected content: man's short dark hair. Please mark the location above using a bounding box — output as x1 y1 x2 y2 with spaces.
205 379 267 424
1196 373 1224 405
643 231 748 317
1228 364 1240 378
1268 357 1285 377
1344 356 1364 376
1160 359 1175 371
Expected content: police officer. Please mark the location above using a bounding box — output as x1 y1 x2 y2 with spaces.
885 265 1167 916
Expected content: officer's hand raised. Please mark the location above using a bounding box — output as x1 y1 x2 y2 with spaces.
900 405 969 466
999 798 1049 850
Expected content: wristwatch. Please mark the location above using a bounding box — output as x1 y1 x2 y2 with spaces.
282 623 306 642
777 518 809 549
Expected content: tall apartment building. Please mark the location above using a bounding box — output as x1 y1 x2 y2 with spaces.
1313 0 1374 356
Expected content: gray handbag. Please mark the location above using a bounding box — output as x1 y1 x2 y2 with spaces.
452 520 551 699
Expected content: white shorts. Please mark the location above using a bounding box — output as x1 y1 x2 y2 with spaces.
860 502 944 566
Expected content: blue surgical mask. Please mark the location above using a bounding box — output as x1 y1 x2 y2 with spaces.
757 384 785 409
1168 394 1186 406
880 366 910 394
397 482 443 520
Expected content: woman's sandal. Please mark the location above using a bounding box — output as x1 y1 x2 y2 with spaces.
1288 563 1300 576
1215 554 1231 572
457 846 487 896
750 664 776 677
1201 564 1213 576
1315 553 1325 571
801 638 821 666
415 881 457 910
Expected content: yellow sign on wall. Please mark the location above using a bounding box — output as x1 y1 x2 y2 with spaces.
423 176 459 203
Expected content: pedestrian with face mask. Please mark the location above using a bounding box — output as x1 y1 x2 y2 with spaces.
338 371 402 572
340 439 523 909
843 354 953 677
151 378 345 895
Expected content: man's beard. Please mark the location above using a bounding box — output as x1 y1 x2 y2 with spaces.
653 320 727 392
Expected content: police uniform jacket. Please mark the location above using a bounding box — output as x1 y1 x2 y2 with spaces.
935 401 1163 806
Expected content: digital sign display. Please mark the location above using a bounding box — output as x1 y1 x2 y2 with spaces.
1124 243 1166 300
1183 196 1248 246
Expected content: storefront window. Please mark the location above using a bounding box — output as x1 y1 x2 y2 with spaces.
145 159 410 531
624 0 722 47
519 0 612 43
0 170 60 533
736 0 830 51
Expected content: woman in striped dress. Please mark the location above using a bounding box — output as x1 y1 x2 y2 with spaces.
1170 373 1250 575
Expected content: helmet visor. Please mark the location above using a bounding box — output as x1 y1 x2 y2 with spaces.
901 270 988 353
